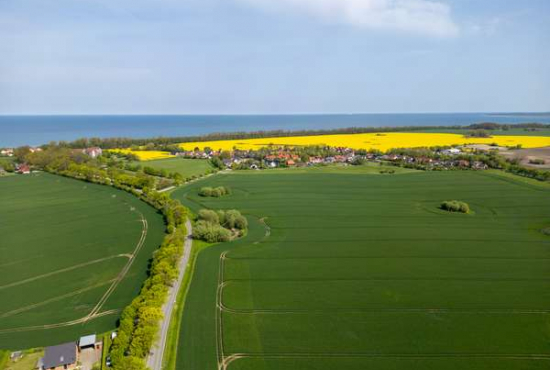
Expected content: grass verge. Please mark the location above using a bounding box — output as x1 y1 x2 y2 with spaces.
162 238 213 370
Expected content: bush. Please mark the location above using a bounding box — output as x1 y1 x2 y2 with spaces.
198 187 213 197
199 186 230 197
198 209 219 224
193 220 232 242
440 200 470 214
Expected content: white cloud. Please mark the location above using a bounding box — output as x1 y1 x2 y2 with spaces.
235 0 459 37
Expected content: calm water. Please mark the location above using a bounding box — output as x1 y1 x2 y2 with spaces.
1 113 549 147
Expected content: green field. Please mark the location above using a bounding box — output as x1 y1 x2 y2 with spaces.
0 173 165 350
138 158 213 178
172 166 550 370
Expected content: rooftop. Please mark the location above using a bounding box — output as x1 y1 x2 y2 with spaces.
42 342 77 369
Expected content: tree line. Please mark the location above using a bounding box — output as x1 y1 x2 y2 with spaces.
28 122 550 150
16 145 190 370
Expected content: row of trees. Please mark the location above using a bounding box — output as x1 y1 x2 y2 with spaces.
193 209 248 243
33 123 550 150
16 145 189 370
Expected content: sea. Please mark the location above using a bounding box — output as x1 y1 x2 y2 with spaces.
1 113 549 148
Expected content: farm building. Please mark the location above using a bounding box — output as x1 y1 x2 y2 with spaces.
40 342 77 370
78 334 97 350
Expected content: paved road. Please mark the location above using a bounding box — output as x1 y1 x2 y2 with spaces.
147 219 193 370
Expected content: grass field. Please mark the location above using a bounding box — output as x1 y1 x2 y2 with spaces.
172 166 550 370
0 173 165 350
178 132 550 152
136 158 213 178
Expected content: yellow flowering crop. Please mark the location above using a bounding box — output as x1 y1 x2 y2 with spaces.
179 132 550 152
109 149 174 161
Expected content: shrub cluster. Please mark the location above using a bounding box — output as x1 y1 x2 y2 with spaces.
529 159 546 165
440 200 470 214
199 186 231 197
193 209 248 243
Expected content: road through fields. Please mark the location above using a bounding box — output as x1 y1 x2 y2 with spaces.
147 219 193 370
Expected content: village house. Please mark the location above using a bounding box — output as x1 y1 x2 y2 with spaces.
16 164 31 174
83 147 103 158
442 148 462 155
29 147 42 153
40 342 77 370
0 148 14 157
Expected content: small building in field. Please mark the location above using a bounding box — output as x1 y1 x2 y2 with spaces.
41 342 77 370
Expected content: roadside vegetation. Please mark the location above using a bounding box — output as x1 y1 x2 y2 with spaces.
8 145 191 370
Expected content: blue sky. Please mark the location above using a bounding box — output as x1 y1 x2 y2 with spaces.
0 0 549 114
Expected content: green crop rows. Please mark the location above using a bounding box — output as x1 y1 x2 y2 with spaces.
172 166 550 370
0 173 165 350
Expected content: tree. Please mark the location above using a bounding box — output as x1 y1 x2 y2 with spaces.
198 209 219 224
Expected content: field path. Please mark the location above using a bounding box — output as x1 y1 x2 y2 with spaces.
147 219 193 370
84 211 148 321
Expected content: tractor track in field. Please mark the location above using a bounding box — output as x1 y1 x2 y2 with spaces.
84 211 148 322
0 309 121 334
0 211 148 335
0 255 131 291
218 304 550 315
218 217 272 370
0 279 116 319
216 251 228 370
222 352 550 368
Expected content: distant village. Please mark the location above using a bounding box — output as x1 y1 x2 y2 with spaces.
173 145 491 171
0 143 498 176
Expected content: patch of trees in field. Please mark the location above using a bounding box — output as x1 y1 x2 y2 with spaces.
198 186 231 197
440 200 470 214
193 209 248 243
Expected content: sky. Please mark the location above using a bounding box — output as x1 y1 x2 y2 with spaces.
0 0 549 114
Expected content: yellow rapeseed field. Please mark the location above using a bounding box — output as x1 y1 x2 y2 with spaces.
179 132 550 152
110 149 175 161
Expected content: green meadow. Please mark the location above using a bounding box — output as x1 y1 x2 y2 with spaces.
172 166 550 370
138 158 213 178
0 173 165 350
